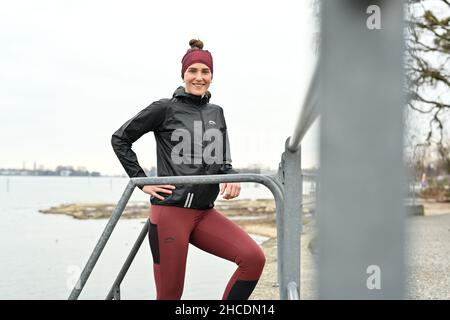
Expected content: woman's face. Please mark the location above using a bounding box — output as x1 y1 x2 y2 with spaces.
183 63 212 96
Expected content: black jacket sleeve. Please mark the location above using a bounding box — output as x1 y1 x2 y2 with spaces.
111 100 167 187
219 108 238 175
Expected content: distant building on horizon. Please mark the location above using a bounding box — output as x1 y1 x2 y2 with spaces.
0 165 102 177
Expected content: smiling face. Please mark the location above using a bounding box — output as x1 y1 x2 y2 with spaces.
183 63 212 96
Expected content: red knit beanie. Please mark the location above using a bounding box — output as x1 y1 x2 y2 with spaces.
181 39 213 79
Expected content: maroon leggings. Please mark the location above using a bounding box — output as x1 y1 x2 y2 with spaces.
148 205 266 300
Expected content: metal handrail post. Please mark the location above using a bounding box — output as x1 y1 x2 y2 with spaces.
106 220 150 300
68 180 135 300
279 138 302 300
113 286 121 300
317 0 405 299
273 164 285 289
287 281 299 300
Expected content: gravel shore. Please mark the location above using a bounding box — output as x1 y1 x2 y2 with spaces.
248 199 450 300
405 203 450 299
40 198 449 299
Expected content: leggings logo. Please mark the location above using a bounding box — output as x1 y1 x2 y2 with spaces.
171 121 225 165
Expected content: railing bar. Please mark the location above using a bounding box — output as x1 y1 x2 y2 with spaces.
268 174 284 196
288 66 319 152
113 286 120 300
68 180 135 300
106 220 150 300
68 173 285 300
132 173 283 189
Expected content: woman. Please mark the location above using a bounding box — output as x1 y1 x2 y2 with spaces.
111 39 265 300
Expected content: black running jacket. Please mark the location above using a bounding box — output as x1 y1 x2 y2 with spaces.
111 86 237 209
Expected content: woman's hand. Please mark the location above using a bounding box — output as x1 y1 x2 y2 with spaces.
142 185 176 200
220 182 241 200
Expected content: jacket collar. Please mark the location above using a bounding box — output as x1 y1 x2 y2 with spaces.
173 86 211 106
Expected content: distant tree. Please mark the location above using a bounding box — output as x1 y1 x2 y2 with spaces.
312 1 449 140
312 1 450 174
406 0 450 173
406 0 450 143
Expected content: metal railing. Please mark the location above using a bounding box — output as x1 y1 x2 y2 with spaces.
288 66 319 152
67 112 318 301
68 22 322 304
68 161 316 300
68 68 319 301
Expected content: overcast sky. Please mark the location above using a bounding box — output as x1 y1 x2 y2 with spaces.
0 0 319 175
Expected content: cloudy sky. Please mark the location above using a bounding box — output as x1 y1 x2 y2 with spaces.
0 0 319 175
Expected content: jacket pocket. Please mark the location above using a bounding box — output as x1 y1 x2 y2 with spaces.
167 184 186 203
156 184 195 207
192 184 220 208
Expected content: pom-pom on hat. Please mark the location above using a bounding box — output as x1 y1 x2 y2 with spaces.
181 39 213 79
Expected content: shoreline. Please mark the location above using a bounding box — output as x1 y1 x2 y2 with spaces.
38 198 280 238
38 197 450 299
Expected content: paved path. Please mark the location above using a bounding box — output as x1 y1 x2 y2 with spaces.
406 212 450 299
251 204 450 300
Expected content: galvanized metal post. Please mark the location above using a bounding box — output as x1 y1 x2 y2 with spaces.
68 180 135 300
106 220 150 300
280 138 302 300
113 286 121 300
274 162 285 290
317 0 406 299
287 281 300 300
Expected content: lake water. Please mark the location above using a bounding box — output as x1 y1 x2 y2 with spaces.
0 176 312 300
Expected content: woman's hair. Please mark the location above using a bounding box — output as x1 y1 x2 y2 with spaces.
189 39 204 50
181 39 213 78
